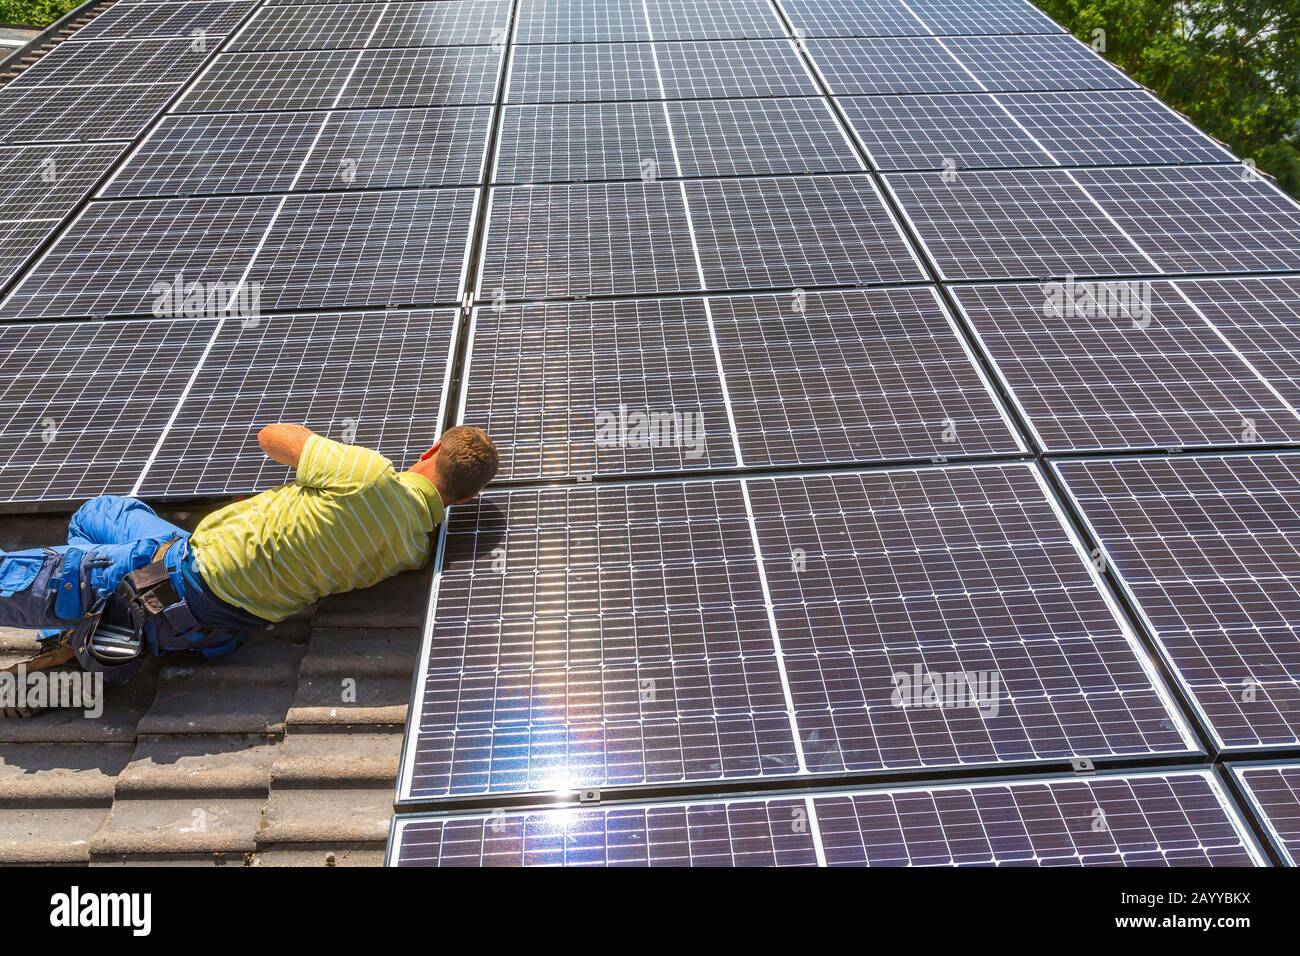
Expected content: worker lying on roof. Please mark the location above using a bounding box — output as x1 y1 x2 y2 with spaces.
0 424 498 695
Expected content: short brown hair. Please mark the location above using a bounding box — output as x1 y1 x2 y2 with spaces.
435 426 498 502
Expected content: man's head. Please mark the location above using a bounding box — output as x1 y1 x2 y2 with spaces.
409 426 498 507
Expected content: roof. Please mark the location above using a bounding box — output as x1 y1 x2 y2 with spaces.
0 508 426 866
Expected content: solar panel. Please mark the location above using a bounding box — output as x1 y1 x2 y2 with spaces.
782 0 932 38
644 0 786 41
459 298 738 479
391 771 1262 866
9 37 211 88
943 34 1140 92
1071 165 1300 276
477 181 697 300
0 82 182 144
69 0 257 41
0 142 124 222
667 98 863 177
709 288 1022 464
885 169 1157 281
683 174 925 290
398 465 1194 803
806 38 984 95
494 102 674 184
230 0 510 52
997 91 1236 167
1179 276 1300 410
952 281 1300 452
514 0 651 43
136 309 455 496
839 94 1052 171
1 188 476 320
655 40 821 99
179 45 503 112
1231 762 1300 866
0 318 216 503
506 42 660 103
1055 453 1300 750
904 0 1067 37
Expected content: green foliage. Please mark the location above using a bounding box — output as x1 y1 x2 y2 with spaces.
0 0 79 28
1035 0 1300 198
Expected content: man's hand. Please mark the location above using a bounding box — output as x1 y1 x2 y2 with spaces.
258 424 315 467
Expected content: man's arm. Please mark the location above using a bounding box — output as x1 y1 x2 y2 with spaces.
258 424 315 467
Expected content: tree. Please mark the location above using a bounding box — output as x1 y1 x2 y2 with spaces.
1036 0 1300 197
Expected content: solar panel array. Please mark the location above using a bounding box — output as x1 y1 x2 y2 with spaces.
0 0 1298 866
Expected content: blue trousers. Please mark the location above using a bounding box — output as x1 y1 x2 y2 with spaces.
0 496 250 666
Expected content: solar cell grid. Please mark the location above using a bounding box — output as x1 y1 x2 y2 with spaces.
69 0 257 41
1180 276 1300 410
478 180 698 300
654 40 820 99
177 48 360 111
885 168 1156 281
228 2 386 52
494 102 674 184
805 37 982 95
838 94 1053 171
9 37 210 88
371 1 511 50
952 281 1300 452
505 42 660 103
904 0 1067 37
1056 453 1300 750
0 195 281 321
0 143 125 222
708 288 1022 465
1232 763 1300 865
514 0 651 44
137 309 454 496
399 466 1195 802
338 46 505 109
683 174 925 291
644 0 786 41
998 91 1236 168
1072 165 1300 276
0 318 215 503
391 771 1260 866
460 298 737 479
0 83 181 144
232 0 510 53
667 98 863 178
781 0 929 39
748 465 1194 773
943 34 1139 92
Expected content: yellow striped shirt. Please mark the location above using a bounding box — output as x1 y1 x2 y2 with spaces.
189 435 444 622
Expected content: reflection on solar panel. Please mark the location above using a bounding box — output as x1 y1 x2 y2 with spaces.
137 309 454 495
460 298 737 479
1072 165 1300 276
1056 454 1300 750
952 281 1300 452
392 770 1260 866
399 464 1194 803
886 169 1155 281
1231 763 1300 866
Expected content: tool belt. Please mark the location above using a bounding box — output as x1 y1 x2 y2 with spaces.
114 537 204 644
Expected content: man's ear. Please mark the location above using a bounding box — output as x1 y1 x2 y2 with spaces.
419 441 441 463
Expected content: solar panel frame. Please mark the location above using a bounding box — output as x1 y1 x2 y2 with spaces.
1054 452 1300 751
1230 761 1300 866
951 281 1300 453
390 769 1264 866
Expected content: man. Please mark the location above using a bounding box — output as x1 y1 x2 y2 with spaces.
0 424 498 691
